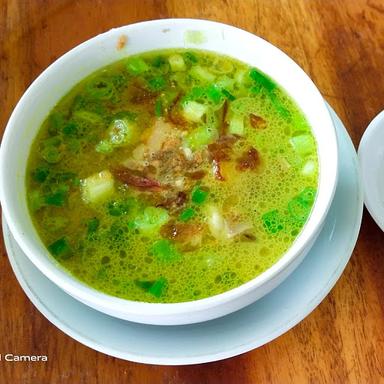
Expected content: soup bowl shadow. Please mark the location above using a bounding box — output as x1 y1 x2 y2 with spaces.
0 19 338 325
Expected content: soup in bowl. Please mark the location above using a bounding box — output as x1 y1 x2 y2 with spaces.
0 19 338 325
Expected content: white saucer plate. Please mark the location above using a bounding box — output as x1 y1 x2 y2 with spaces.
2 106 363 365
358 110 384 230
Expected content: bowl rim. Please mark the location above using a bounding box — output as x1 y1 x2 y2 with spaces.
0 18 338 320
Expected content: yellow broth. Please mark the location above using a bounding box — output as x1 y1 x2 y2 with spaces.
26 49 318 302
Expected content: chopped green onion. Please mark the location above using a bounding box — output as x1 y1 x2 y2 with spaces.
288 198 309 223
44 189 68 206
212 58 234 74
234 69 247 85
150 239 180 262
190 65 216 83
73 110 104 125
62 121 78 136
86 78 115 100
96 118 138 154
107 200 131 216
216 76 235 91
48 237 72 259
160 89 179 109
109 118 138 146
184 87 205 102
148 76 166 91
179 207 196 222
182 101 208 122
126 57 149 75
249 68 275 91
262 209 284 234
135 277 168 298
134 206 169 234
168 54 186 72
185 125 218 150
301 160 316 176
250 85 262 94
48 112 65 135
28 190 45 211
151 56 168 69
183 51 198 64
287 188 315 223
221 88 235 101
269 92 290 118
148 277 168 298
228 113 244 135
191 185 208 204
290 134 315 156
95 140 113 154
87 217 100 235
155 98 163 117
206 84 223 104
40 146 62 164
135 280 154 290
81 170 114 204
32 166 50 183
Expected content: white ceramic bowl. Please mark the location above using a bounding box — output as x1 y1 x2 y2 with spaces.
0 19 338 325
358 110 384 231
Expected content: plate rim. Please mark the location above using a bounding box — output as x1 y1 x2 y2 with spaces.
358 109 384 231
2 105 363 365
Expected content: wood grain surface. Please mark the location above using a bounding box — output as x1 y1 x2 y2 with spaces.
1 1 384 382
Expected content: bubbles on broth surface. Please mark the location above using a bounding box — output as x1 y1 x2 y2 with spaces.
26 49 318 303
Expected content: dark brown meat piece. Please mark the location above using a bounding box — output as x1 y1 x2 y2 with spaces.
212 159 225 181
160 222 202 244
151 149 188 180
156 191 187 210
208 135 238 162
241 232 257 241
167 93 188 127
249 114 267 129
168 110 188 127
236 147 260 171
219 100 229 136
208 135 239 181
129 80 157 104
112 166 163 191
186 170 206 180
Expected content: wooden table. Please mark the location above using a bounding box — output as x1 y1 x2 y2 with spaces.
1 1 384 382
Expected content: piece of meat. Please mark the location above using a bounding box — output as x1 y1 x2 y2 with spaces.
168 110 188 127
146 118 177 154
212 159 225 181
236 146 260 171
241 233 256 241
130 84 156 104
160 222 202 245
156 191 187 210
249 114 267 129
166 93 188 127
208 135 239 181
208 135 238 162
186 170 206 180
152 149 186 176
112 166 163 191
